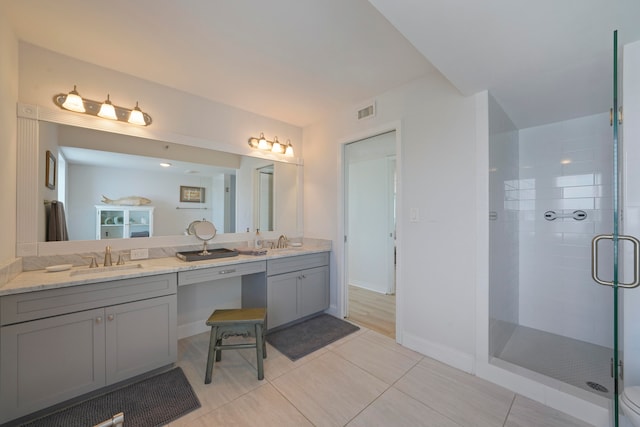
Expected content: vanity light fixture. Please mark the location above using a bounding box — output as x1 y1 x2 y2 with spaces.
53 86 153 126
271 136 283 154
248 133 295 157
258 133 269 150
97 94 117 120
128 101 146 126
61 85 85 112
285 139 294 157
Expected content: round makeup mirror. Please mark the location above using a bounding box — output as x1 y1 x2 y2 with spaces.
190 220 217 255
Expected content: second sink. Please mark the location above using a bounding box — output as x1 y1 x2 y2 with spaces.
70 263 144 276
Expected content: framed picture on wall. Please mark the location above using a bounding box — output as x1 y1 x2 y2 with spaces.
180 186 205 203
45 150 56 189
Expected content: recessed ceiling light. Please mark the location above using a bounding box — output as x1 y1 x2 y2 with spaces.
160 162 172 167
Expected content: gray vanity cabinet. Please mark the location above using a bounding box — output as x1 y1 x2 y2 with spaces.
267 252 329 329
0 273 177 424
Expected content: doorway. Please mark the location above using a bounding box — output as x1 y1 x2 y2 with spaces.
344 131 397 338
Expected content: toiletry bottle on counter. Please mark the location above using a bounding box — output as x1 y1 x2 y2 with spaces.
255 229 263 249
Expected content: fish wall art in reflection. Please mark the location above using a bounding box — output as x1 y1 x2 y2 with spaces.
101 195 152 206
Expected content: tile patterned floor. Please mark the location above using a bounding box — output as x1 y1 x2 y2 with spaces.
168 322 595 427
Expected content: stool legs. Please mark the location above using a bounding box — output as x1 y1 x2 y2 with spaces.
215 337 223 362
205 326 218 384
255 323 264 380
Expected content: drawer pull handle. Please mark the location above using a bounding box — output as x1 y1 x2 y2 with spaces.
96 317 103 324
107 314 115 321
219 269 236 275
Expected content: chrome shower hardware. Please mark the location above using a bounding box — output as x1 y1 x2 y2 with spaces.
544 210 587 221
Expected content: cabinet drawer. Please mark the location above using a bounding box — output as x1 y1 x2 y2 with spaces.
177 261 266 286
267 252 329 276
0 273 176 326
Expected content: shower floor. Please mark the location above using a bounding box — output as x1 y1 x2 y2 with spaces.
496 325 614 398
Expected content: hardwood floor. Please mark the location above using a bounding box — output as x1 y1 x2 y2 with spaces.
347 285 396 339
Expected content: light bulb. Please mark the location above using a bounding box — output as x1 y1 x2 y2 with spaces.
271 136 283 153
258 133 270 150
98 94 117 120
285 140 294 157
61 85 85 112
128 101 146 125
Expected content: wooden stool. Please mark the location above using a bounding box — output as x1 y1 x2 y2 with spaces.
204 308 267 384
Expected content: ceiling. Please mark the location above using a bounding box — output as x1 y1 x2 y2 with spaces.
60 146 236 178
2 0 639 129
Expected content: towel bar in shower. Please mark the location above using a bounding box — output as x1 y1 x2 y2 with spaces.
544 210 587 221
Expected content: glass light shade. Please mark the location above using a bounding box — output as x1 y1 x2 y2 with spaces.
128 102 146 125
258 133 270 150
271 136 283 153
285 142 294 157
62 86 85 112
97 95 117 120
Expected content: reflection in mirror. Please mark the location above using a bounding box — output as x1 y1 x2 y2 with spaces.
257 165 274 231
36 122 300 242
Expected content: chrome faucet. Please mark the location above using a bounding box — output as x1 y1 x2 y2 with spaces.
104 245 113 267
276 235 288 249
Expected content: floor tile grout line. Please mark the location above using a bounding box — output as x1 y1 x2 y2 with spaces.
503 394 517 427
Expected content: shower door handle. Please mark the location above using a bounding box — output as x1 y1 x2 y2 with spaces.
591 234 640 288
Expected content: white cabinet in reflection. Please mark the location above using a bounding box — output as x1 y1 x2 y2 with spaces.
96 205 154 240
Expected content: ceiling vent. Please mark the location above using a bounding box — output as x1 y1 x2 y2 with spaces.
357 102 375 120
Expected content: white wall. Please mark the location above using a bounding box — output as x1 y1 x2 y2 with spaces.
518 112 613 348
0 17 18 266
304 73 479 370
347 157 390 293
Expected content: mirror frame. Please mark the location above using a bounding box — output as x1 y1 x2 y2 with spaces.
16 103 303 257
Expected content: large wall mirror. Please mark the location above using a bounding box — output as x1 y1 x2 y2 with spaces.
16 104 302 256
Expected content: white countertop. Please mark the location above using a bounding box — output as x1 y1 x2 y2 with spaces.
0 245 331 297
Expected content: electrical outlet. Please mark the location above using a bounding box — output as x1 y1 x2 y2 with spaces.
130 248 149 260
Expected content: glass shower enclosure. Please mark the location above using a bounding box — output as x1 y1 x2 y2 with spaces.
488 31 638 426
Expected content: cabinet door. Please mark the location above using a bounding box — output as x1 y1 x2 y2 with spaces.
298 266 329 318
128 207 153 238
105 295 177 384
0 308 106 423
267 271 299 329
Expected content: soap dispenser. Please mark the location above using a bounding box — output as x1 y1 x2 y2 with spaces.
255 229 263 249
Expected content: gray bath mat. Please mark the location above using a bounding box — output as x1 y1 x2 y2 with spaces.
267 314 360 361
20 367 200 427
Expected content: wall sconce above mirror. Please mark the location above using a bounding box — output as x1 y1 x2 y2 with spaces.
53 85 153 126
248 132 294 157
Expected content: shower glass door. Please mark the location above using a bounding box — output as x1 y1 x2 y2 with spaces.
592 30 640 426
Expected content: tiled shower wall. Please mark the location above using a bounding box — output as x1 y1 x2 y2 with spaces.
518 112 614 348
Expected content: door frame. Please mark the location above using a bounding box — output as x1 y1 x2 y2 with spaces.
338 121 403 342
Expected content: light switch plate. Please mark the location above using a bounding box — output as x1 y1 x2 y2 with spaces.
410 208 419 222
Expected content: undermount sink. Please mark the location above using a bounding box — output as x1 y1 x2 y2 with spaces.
70 263 144 276
269 245 303 251
176 248 239 262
